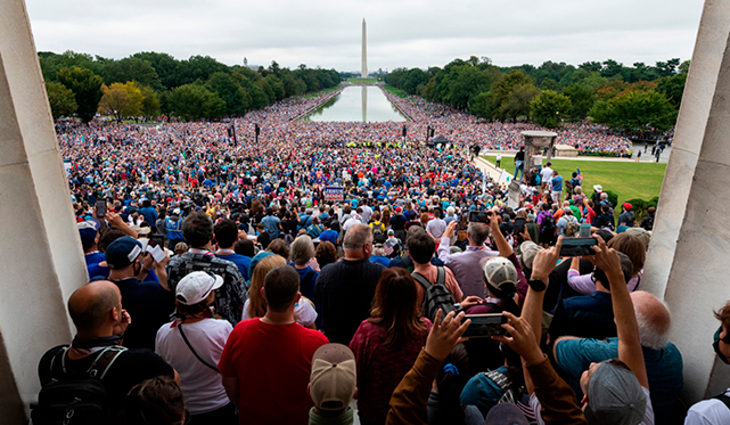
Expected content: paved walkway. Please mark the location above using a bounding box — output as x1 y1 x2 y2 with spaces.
474 156 504 181
482 145 671 164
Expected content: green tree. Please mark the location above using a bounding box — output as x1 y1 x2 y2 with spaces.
500 83 540 122
58 66 104 123
133 52 181 89
468 91 492 119
490 70 533 120
138 85 161 117
45 81 78 119
531 90 572 128
98 81 144 120
168 84 226 121
589 90 677 133
104 57 162 89
562 83 595 121
655 73 687 107
207 72 247 116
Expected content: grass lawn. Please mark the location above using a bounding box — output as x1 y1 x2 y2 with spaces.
383 85 408 98
483 155 667 203
347 77 378 84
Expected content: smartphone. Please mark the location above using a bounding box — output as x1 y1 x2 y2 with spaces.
149 234 165 250
579 223 591 238
559 237 597 257
462 313 508 338
96 200 107 218
514 217 525 235
469 210 493 223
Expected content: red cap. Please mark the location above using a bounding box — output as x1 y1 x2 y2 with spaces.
623 202 633 211
395 207 402 213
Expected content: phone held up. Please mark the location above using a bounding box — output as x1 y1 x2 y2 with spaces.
462 313 508 338
95 200 107 218
559 237 597 257
468 210 493 223
513 217 526 235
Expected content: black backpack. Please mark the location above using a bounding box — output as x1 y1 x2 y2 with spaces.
539 212 556 237
412 267 457 322
32 345 127 425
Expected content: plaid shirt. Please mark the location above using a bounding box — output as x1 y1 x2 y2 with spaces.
167 250 245 326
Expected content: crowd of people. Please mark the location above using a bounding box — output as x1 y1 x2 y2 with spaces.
32 84 728 425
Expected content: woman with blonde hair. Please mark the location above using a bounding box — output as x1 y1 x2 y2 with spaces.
242 254 317 328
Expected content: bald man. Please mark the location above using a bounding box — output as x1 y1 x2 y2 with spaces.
36 281 178 417
552 291 683 425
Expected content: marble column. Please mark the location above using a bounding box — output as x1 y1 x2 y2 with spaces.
361 19 367 78
642 0 730 403
0 0 88 421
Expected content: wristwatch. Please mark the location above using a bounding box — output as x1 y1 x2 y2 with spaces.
528 278 547 292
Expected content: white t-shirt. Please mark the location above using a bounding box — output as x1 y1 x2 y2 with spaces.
241 298 318 327
685 390 730 425
155 318 233 415
541 167 553 184
530 386 654 425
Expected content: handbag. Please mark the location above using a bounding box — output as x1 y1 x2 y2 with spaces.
178 323 219 373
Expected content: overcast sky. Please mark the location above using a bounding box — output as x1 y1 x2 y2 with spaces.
25 0 705 72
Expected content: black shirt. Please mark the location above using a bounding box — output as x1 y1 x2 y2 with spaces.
111 278 175 350
315 259 385 345
38 345 174 415
515 151 525 161
389 214 407 231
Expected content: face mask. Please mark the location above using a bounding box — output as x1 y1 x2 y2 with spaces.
713 326 730 365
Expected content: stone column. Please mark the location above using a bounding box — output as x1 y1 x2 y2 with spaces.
642 0 730 403
361 19 367 78
0 0 88 421
521 130 556 182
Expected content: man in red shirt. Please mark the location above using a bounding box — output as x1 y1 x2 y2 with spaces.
219 265 329 424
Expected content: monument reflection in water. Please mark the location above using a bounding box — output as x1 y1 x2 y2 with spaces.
303 86 406 123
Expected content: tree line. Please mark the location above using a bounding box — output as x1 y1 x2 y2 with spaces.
40 51 341 122
384 57 688 135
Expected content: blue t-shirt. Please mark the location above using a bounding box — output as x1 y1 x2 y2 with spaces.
319 229 339 245
261 215 281 240
549 291 615 340
295 266 319 301
551 175 564 192
216 253 251 282
369 256 391 268
555 337 683 425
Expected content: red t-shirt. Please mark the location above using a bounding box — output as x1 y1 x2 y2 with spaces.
218 318 329 425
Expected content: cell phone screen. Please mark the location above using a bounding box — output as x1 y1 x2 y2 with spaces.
469 211 492 223
514 218 525 235
96 200 107 218
462 314 508 338
559 237 597 257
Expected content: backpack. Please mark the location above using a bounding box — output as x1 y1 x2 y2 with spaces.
411 267 456 322
539 212 556 237
564 217 578 237
32 345 127 425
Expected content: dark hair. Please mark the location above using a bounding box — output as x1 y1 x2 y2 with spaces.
368 268 427 350
142 199 151 208
592 251 633 291
214 219 239 249
98 228 126 253
315 241 337 268
121 377 186 425
433 344 469 425
182 211 213 248
267 239 289 258
263 265 300 312
595 229 615 244
235 239 255 257
406 231 435 264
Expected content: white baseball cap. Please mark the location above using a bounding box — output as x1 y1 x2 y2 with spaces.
175 271 224 305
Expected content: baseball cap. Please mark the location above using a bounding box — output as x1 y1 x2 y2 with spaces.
175 271 224 305
78 221 100 250
519 241 544 271
248 251 275 278
584 361 647 425
593 185 603 192
310 344 357 413
105 236 143 269
483 257 519 296
622 202 633 211
395 206 402 213
485 403 529 425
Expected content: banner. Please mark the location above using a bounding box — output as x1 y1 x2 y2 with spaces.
323 186 344 202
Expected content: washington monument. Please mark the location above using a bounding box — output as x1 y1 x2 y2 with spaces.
361 18 367 78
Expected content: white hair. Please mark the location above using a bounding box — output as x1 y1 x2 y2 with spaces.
635 304 670 350
446 206 455 216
